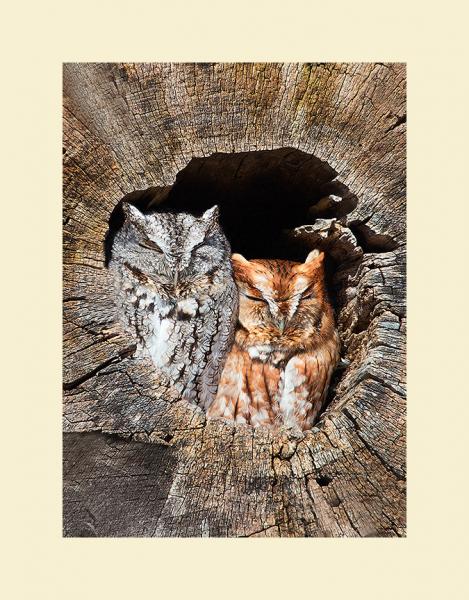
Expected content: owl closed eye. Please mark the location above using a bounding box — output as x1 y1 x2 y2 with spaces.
138 238 163 252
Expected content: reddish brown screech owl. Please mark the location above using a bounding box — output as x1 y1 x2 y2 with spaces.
207 250 340 433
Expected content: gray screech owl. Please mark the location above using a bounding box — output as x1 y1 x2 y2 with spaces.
109 203 238 410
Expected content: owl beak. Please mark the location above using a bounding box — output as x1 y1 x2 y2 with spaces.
278 318 285 333
173 268 179 288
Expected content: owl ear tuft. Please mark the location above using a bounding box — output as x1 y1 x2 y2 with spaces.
305 249 324 265
231 253 249 265
201 205 220 232
295 249 325 276
123 202 146 225
231 253 253 281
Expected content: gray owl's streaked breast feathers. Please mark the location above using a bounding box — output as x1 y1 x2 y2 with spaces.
109 203 238 409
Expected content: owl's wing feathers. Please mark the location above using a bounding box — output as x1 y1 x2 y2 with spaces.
245 360 280 426
281 350 335 431
197 280 239 411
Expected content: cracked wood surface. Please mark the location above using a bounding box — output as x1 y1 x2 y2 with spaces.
63 62 406 537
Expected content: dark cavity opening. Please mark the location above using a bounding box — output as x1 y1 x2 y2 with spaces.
105 148 362 266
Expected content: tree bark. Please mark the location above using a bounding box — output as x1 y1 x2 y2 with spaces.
63 62 406 537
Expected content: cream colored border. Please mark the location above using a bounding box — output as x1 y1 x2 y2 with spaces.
3 1 468 598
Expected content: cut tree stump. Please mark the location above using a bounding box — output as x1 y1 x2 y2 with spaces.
63 62 406 537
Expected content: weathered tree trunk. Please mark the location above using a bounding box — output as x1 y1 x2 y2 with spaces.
63 63 406 537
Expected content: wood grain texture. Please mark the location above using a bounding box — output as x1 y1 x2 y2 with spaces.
63 62 406 537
